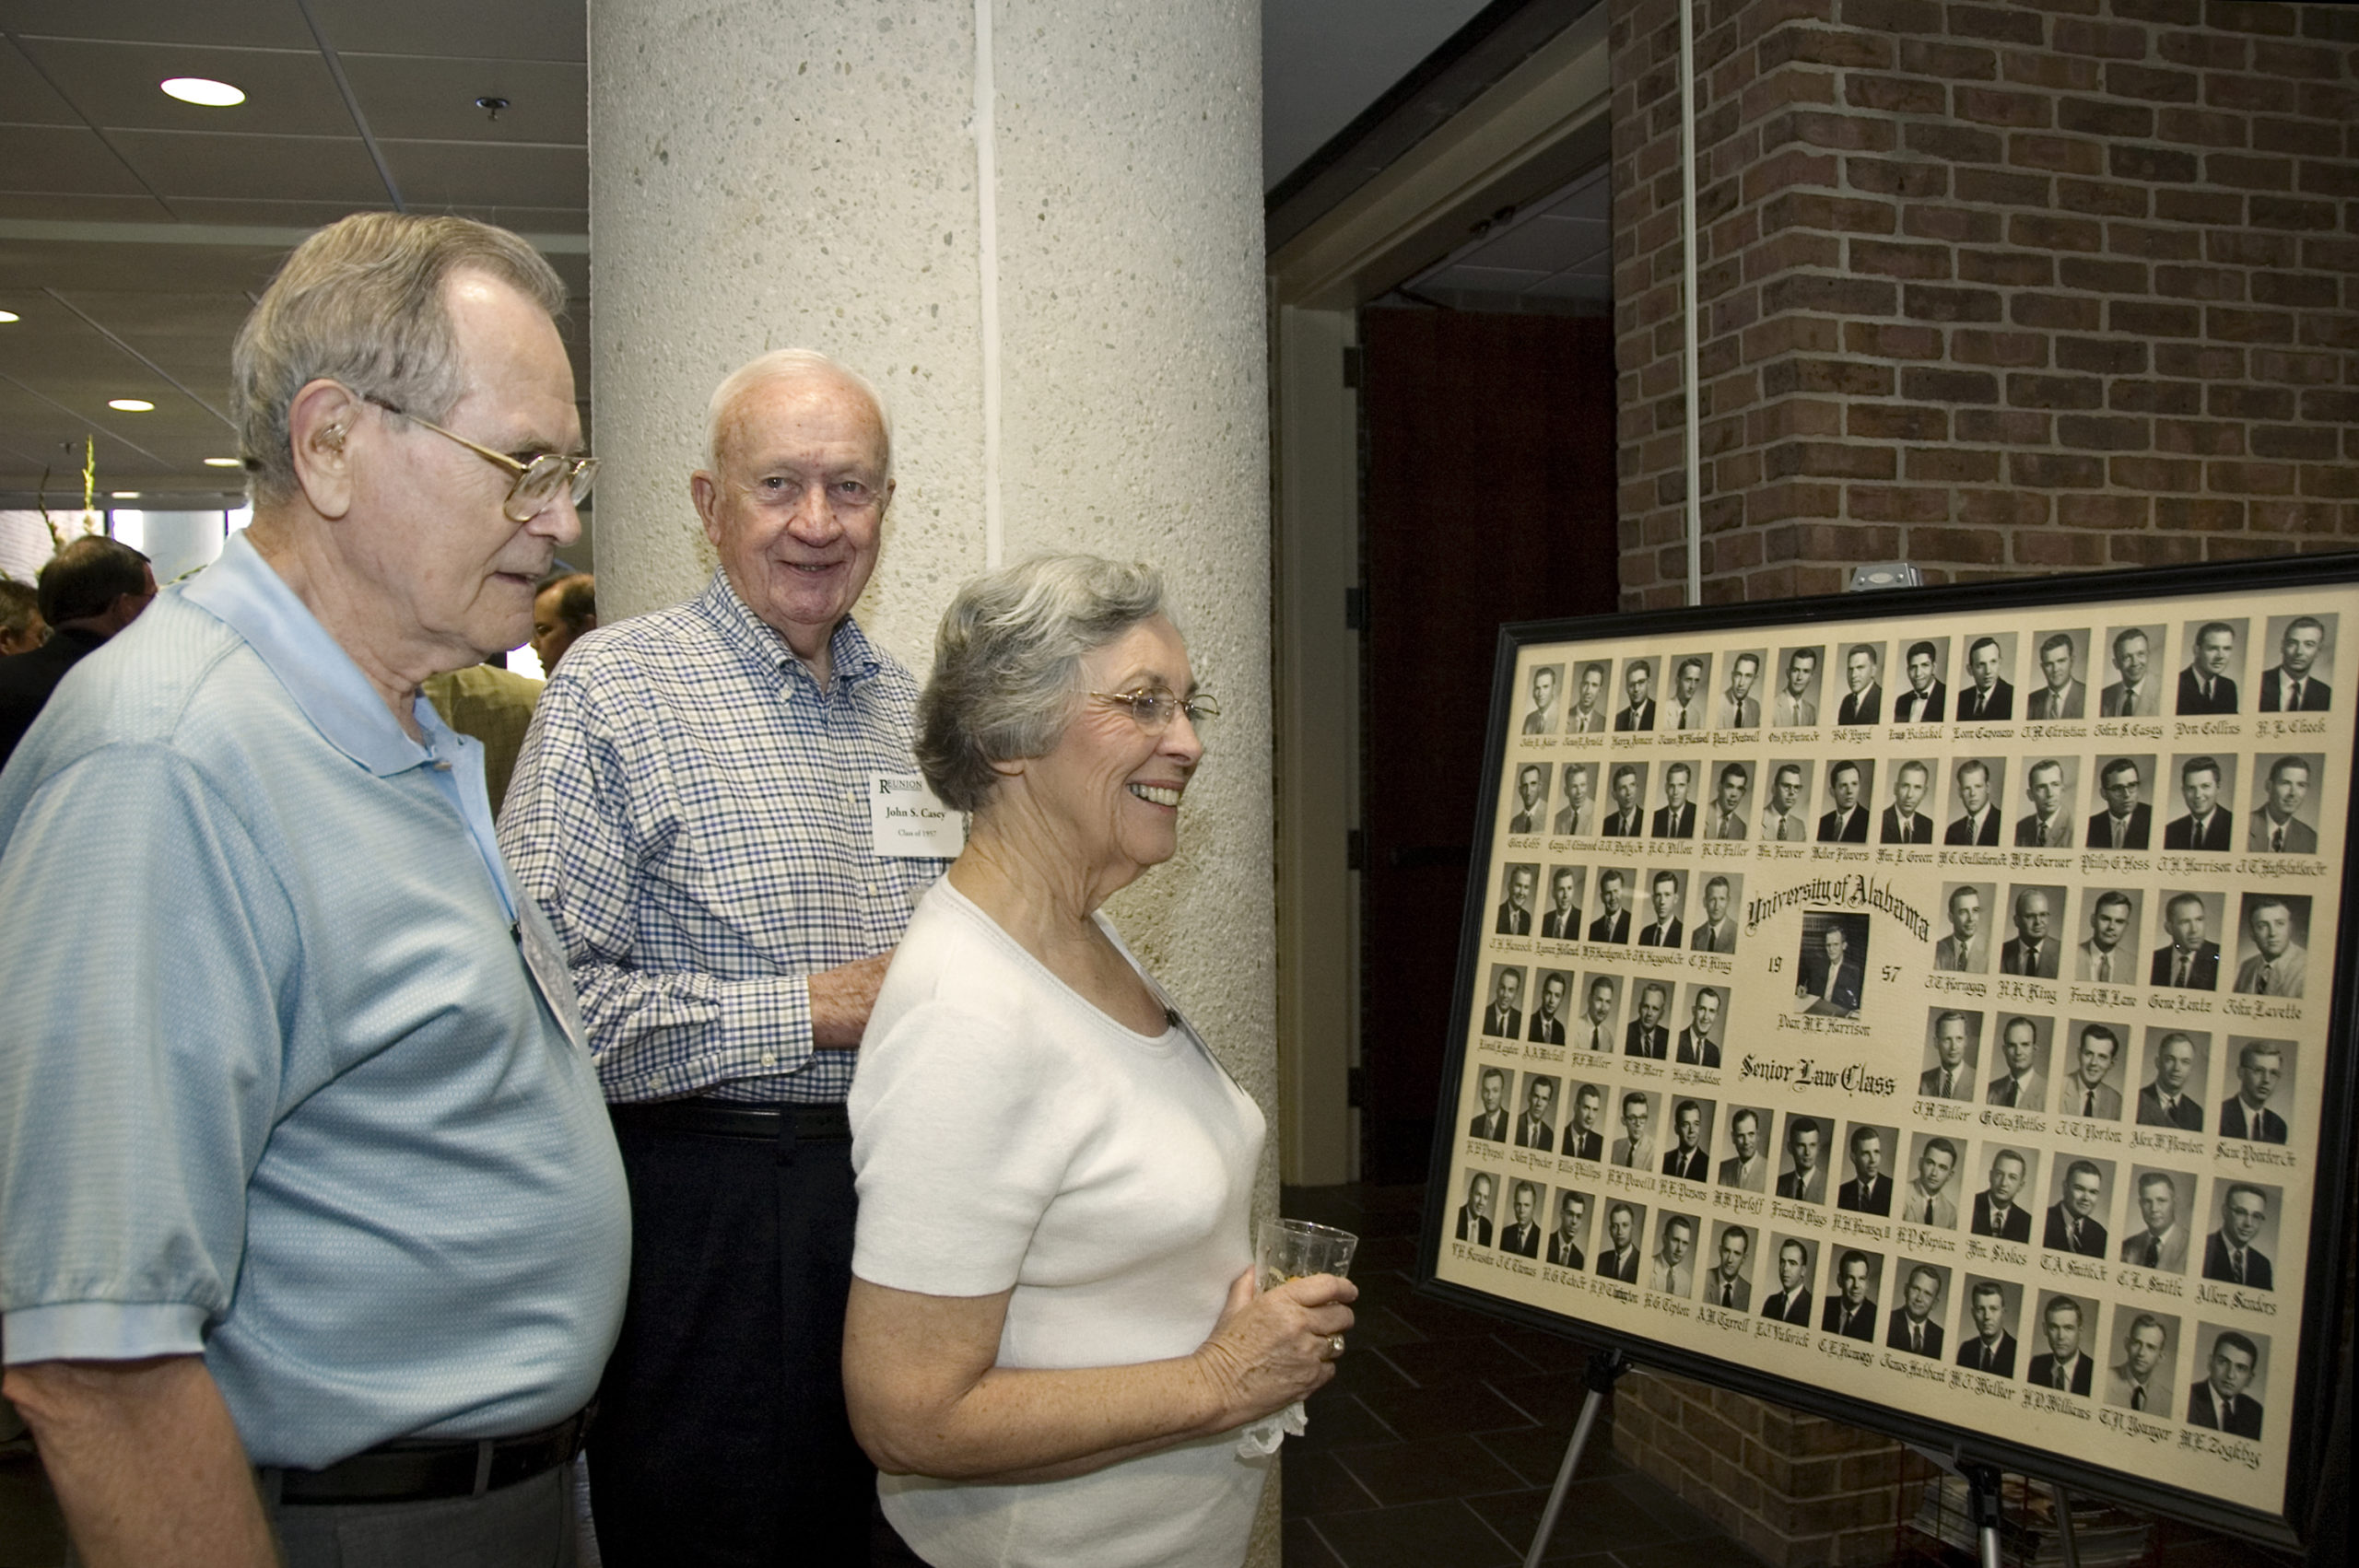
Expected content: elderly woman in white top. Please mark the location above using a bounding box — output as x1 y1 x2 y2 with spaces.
844 556 1355 1568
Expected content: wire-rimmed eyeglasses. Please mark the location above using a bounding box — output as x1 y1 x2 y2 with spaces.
365 393 597 522
1089 688 1220 731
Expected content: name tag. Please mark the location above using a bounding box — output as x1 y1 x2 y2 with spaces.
515 896 591 1053
871 773 965 858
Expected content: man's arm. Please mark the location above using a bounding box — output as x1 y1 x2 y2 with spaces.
5 1357 276 1568
499 674 894 1092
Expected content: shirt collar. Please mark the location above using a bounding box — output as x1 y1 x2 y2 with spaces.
182 532 443 778
697 568 884 692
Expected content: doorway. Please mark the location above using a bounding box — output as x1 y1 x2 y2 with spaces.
1355 305 1620 1183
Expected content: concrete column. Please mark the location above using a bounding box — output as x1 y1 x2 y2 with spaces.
588 4 1278 1551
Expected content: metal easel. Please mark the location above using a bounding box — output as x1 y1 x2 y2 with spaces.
1942 1453 2083 1568
1522 1348 1629 1567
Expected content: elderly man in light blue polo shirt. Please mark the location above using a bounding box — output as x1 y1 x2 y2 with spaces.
0 213 628 1567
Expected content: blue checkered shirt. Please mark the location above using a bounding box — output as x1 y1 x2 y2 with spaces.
499 571 950 1104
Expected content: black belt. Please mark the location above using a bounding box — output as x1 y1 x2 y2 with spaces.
610 1098 851 1141
272 1405 593 1505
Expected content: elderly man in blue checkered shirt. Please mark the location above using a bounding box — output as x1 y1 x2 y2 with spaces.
499 348 951 1564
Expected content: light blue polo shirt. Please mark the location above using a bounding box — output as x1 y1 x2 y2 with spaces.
0 532 629 1469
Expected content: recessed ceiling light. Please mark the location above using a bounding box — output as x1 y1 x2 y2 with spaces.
0 310 18 323
161 76 245 107
204 456 242 467
108 398 155 412
111 491 141 499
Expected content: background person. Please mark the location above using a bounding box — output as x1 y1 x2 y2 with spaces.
0 577 42 653
844 556 1351 1568
0 536 154 769
530 569 596 673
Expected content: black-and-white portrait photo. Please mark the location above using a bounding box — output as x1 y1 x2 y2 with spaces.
1528 969 1575 1045
1615 657 1661 732
1985 1013 2052 1112
2259 613 2334 712
1572 974 1622 1058
2187 1323 2268 1437
1498 1179 1544 1258
2106 1310 2180 1415
1816 757 1874 843
2119 1167 2194 1273
1562 1080 1608 1163
2074 889 2141 985
2165 753 2238 851
1468 1062 1511 1140
1664 653 1711 731
2153 889 2225 990
1637 868 1687 949
1703 1222 1755 1311
1882 757 1937 844
1935 883 1993 974
1651 759 1701 839
2177 617 2247 715
1776 1115 1828 1205
1834 640 1885 727
1691 872 1741 954
1705 762 1752 842
1596 1199 1646 1283
1623 980 1671 1059
1919 1010 1980 1102
1507 761 1551 835
1599 763 1649 838
1567 661 1611 735
1794 911 1869 1018
2100 624 2162 717
1971 1144 2040 1243
1677 985 1727 1067
1837 1121 1899 1217
1514 1071 1562 1152
1945 755 2006 845
1760 758 1813 842
1997 882 2065 978
1719 1106 1773 1192
2248 753 2322 854
1648 1210 1699 1297
1821 1246 1882 1342
1547 1187 1593 1268
1588 865 1637 944
2042 1155 2114 1258
2013 757 2078 849
1888 1261 1951 1359
1539 865 1586 942
2232 893 2309 998
1901 1132 1965 1229
2025 628 2088 720
1479 966 1526 1043
2136 1027 2210 1131
1660 1096 1715 1184
1456 1167 1499 1246
1521 662 1566 735
2028 1291 2098 1396
1720 649 1766 729
1956 633 2016 722
1554 762 1597 837
2087 754 2154 849
2058 1020 2128 1121
1957 1276 2023 1376
1612 1087 1661 1168
1894 638 1950 723
1762 1235 1816 1325
1495 862 1539 936
2219 1037 2294 1144
1771 644 1825 729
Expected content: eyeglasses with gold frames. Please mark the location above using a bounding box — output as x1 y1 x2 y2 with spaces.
364 393 597 523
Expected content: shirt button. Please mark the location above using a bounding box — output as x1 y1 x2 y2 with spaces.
760 1053 778 1067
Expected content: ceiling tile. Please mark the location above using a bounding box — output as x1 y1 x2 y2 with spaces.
0 237 293 293
15 38 356 136
0 37 81 124
1523 270 1612 299
340 53 585 143
158 194 392 229
0 124 151 194
106 129 390 203
1543 173 1611 224
0 191 178 221
380 138 583 208
305 0 586 63
0 0 317 50
1454 213 1607 275
1424 263 1555 294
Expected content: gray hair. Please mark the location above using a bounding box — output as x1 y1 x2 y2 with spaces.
232 212 567 508
704 348 894 478
916 555 1168 813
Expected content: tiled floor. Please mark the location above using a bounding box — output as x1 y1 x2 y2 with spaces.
1278 1183 1764 1568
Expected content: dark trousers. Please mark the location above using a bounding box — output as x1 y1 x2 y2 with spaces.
264 1464 576 1568
589 1116 874 1566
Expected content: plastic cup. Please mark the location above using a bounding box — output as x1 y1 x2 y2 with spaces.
1257 1218 1358 1290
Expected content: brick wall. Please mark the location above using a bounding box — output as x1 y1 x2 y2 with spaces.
1610 0 2359 608
1611 1368 1942 1566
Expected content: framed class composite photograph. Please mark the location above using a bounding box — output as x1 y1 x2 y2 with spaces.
1418 556 2358 1548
